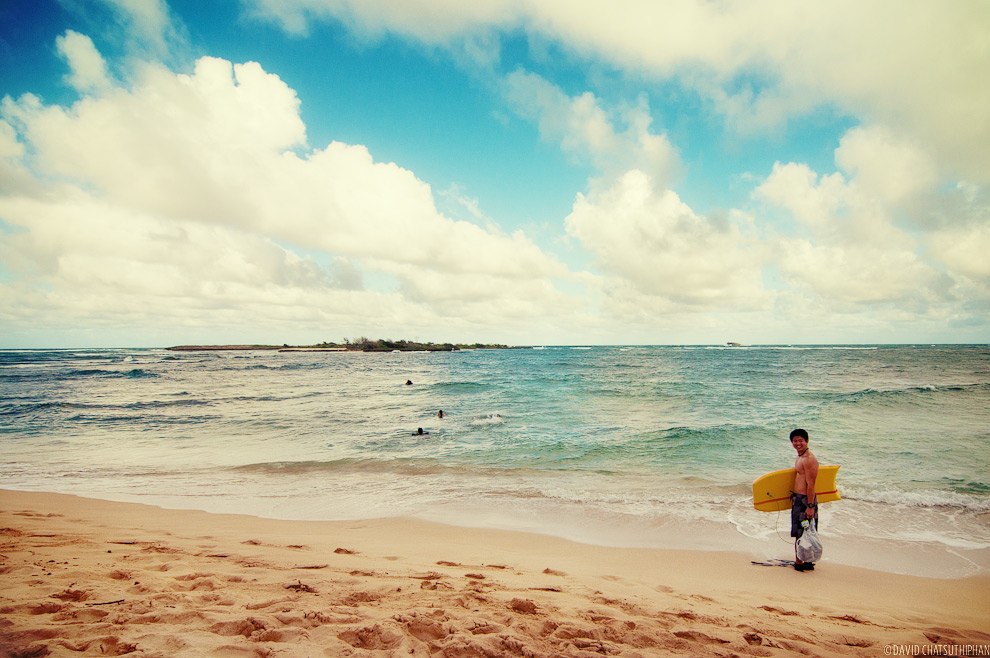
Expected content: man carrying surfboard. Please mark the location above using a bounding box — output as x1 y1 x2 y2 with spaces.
790 428 819 571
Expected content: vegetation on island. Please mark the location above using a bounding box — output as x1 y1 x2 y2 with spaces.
167 338 520 352
335 338 514 352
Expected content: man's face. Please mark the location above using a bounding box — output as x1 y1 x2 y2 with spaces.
791 435 808 453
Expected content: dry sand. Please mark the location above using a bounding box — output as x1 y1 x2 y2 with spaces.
1 489 988 657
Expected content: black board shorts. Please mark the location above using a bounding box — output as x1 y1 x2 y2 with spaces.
791 493 818 538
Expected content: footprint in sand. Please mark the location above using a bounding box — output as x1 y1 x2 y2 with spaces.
337 624 404 651
509 598 538 614
759 605 800 616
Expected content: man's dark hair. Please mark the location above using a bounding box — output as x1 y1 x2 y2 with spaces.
790 428 809 441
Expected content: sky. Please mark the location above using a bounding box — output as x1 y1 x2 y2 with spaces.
0 0 988 347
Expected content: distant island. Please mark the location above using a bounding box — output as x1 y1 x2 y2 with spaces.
167 338 525 353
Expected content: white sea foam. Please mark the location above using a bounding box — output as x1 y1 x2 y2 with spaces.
470 413 505 426
845 487 990 511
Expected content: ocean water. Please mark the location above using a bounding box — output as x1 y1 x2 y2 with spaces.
2 345 988 578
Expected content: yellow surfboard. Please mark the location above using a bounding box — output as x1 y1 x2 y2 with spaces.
752 465 841 512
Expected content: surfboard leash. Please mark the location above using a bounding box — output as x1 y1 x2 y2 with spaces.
774 507 793 544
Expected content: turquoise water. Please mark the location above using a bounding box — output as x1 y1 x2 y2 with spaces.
2 345 988 577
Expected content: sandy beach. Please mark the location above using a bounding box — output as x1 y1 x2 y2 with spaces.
1 489 988 658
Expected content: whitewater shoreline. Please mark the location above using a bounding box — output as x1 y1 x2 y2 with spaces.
1 489 988 657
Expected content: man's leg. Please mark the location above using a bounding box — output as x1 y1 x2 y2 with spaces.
792 494 814 571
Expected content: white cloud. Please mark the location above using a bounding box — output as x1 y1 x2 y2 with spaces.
1 56 306 215
565 170 766 309
0 121 21 161
926 184 990 283
438 183 488 225
753 126 983 310
931 226 990 280
774 240 948 305
56 31 113 94
833 126 938 207
0 118 42 197
755 162 846 235
242 0 524 40
3 51 565 279
0 43 576 342
243 0 990 183
756 127 934 251
503 70 678 190
500 71 761 312
0 194 329 307
0 189 568 342
101 0 181 60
